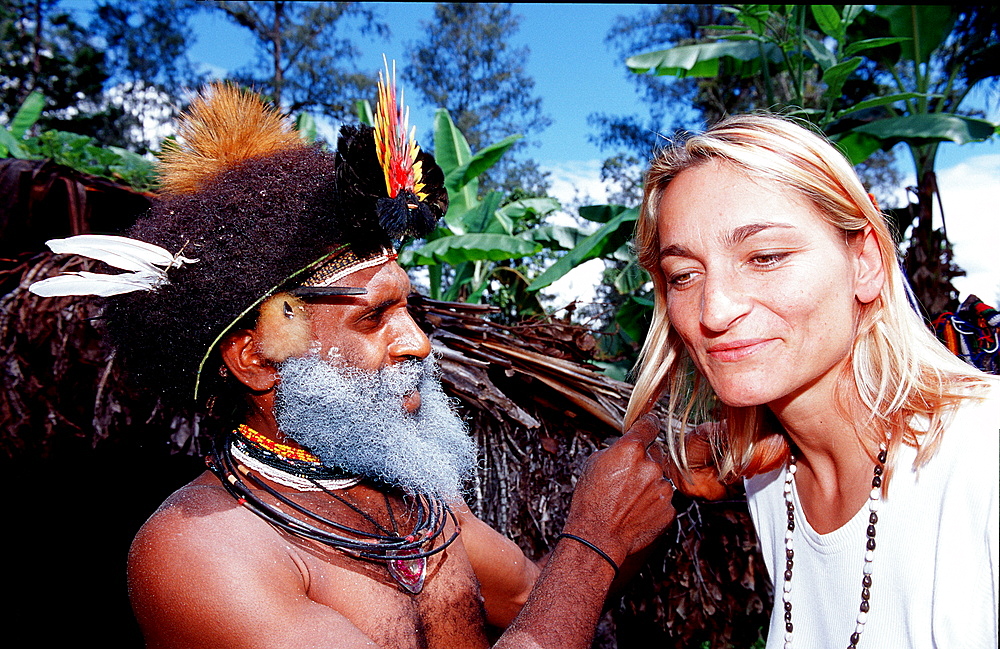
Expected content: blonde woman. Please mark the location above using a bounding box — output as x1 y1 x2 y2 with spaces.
626 114 998 648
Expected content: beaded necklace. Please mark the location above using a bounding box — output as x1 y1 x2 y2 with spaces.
781 443 887 648
206 426 459 594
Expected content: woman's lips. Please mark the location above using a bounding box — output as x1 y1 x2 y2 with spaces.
706 338 774 362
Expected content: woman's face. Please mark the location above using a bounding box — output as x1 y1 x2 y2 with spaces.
656 159 882 413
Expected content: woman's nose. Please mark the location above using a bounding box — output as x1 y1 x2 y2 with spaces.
699 271 752 332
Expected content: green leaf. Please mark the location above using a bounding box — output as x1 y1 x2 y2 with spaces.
835 92 936 117
803 34 837 71
434 109 476 219
295 112 317 143
444 134 521 194
10 91 45 138
841 5 864 28
851 114 997 147
107 146 155 177
593 361 631 383
525 225 588 251
433 108 471 175
499 197 561 221
578 204 633 223
734 5 771 35
0 130 28 158
528 207 638 291
442 262 476 302
843 37 910 57
614 294 654 345
627 40 783 79
459 191 508 235
407 233 541 266
828 130 883 165
612 260 649 295
875 5 956 64
810 5 843 40
821 57 862 100
355 100 374 126
720 34 766 42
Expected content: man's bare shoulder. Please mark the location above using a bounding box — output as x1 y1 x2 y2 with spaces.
132 471 277 554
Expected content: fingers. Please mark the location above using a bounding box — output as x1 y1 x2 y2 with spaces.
621 413 660 449
645 440 665 467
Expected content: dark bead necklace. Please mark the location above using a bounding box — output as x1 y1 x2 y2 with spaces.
206 429 459 594
781 444 887 648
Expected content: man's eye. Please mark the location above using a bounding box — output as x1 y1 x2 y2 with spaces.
357 308 386 325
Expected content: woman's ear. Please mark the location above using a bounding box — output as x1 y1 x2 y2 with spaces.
854 226 885 305
219 329 278 392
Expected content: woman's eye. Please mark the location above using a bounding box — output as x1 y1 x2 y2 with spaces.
749 252 787 268
667 271 696 287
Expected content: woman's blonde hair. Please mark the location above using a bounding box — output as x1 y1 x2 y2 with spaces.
625 113 992 485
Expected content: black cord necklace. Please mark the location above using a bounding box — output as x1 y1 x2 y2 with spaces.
206 429 459 593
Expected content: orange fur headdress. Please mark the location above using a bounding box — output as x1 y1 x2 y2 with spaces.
158 84 305 196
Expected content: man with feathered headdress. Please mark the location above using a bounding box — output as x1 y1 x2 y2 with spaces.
31 76 675 648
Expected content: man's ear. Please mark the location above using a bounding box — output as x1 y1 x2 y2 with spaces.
220 329 278 392
854 226 885 305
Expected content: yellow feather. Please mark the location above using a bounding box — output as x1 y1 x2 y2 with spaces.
157 83 305 196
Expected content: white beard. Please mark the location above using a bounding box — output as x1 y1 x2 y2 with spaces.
274 354 478 501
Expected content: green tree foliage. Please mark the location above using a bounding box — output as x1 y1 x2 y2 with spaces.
403 2 552 196
92 0 203 93
589 4 753 207
627 4 999 315
84 0 204 152
1 90 156 191
0 0 109 134
592 4 906 208
395 108 570 323
208 1 388 120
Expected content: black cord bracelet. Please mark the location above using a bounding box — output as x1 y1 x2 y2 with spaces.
557 533 620 578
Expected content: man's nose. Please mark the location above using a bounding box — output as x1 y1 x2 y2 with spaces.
699 271 751 332
388 312 432 362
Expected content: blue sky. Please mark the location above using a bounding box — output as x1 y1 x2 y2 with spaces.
185 2 649 167
186 2 998 304
63 1 1000 304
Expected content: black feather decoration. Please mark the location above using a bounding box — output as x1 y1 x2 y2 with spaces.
333 124 448 251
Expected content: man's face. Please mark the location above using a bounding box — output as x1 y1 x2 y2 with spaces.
304 261 432 413
272 260 477 499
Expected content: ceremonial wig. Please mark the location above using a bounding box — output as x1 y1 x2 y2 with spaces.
624 113 992 486
99 80 446 413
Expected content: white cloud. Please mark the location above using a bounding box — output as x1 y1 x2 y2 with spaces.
937 153 1000 306
537 160 613 308
543 159 610 209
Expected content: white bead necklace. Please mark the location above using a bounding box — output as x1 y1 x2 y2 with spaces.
781 443 887 648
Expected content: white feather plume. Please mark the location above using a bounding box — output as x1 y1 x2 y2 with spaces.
28 234 199 297
45 235 198 273
28 271 165 297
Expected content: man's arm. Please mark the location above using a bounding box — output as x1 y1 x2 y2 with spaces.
456 505 541 628
494 414 676 649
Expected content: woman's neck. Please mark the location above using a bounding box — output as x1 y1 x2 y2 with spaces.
768 380 875 534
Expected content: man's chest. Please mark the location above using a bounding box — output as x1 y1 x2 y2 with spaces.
295 542 492 649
